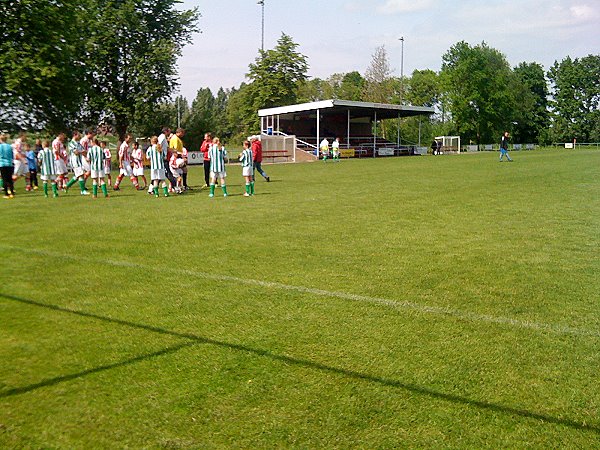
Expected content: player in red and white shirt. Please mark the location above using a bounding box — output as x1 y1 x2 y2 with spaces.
131 141 147 189
11 132 31 190
52 133 69 189
80 129 94 182
113 133 139 190
101 140 112 186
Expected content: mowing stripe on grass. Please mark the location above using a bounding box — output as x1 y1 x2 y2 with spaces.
2 245 598 338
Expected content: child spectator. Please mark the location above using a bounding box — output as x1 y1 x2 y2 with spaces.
146 136 169 197
38 140 59 198
26 143 39 190
238 140 254 196
169 150 184 194
208 137 227 197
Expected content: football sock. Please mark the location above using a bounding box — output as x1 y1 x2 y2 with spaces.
66 177 78 189
0 179 3 189
79 179 86 193
163 186 168 196
93 184 98 196
153 186 159 196
210 184 215 195
43 182 48 196
52 183 58 196
251 181 255 194
221 184 227 195
245 183 250 194
101 184 108 197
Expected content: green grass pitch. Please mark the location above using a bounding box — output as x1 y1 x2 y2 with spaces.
1 148 599 448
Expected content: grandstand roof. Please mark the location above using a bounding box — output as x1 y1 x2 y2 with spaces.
258 99 434 120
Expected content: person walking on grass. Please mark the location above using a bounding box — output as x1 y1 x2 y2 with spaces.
65 130 90 195
332 137 341 162
0 134 15 199
37 140 59 198
87 137 109 198
499 131 513 162
250 135 269 182
208 137 227 198
12 132 31 191
101 141 112 187
320 137 330 162
239 140 254 196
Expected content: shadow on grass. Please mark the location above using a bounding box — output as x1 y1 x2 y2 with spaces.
1 292 598 434
0 341 195 398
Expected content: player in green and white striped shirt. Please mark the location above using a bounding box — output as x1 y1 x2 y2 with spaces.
87 138 109 198
208 137 228 197
238 140 254 196
37 140 58 198
146 136 169 197
65 131 90 195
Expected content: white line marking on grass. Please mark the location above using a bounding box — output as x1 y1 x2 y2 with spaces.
2 245 598 338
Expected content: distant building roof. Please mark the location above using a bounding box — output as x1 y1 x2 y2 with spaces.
258 99 434 120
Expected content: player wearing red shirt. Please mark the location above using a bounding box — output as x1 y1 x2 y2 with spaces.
250 135 269 182
200 132 212 188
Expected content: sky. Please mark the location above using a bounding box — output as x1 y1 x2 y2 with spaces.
175 0 600 101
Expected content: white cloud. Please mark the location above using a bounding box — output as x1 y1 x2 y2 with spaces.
570 4 599 20
376 0 433 14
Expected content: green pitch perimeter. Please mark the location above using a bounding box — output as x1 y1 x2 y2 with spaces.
1 149 599 448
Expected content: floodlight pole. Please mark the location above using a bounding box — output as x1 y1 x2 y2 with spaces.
258 0 265 53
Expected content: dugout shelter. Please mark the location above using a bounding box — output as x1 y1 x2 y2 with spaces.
258 99 434 159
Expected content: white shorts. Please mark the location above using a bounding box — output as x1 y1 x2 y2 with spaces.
210 171 226 180
120 162 133 177
40 174 57 181
73 166 85 178
242 167 252 177
151 169 165 181
82 161 90 172
13 160 26 176
133 167 144 177
104 162 111 174
170 167 182 178
90 169 105 179
54 160 68 175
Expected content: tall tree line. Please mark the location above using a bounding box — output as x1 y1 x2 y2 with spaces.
0 0 199 140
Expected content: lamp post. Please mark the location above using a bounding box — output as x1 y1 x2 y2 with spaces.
257 0 265 53
399 36 404 80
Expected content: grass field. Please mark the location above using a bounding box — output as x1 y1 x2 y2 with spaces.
1 148 599 448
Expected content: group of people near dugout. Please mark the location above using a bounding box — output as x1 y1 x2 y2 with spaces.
0 128 271 199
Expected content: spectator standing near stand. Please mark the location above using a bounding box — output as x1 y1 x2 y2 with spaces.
0 134 14 198
320 137 330 162
499 131 513 162
250 135 269 182
200 132 212 188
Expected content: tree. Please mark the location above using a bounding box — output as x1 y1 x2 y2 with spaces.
407 69 440 107
441 41 516 144
0 0 88 131
237 33 309 132
183 88 215 150
512 62 549 143
548 55 600 142
362 45 393 103
85 0 199 140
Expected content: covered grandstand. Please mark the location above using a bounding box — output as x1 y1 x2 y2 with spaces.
258 99 434 160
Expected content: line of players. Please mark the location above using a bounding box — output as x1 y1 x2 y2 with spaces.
1 129 270 199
